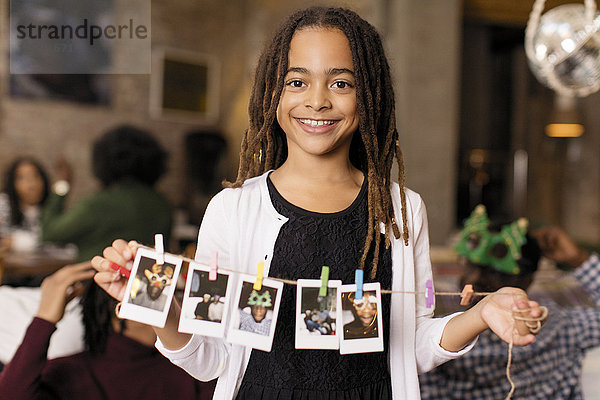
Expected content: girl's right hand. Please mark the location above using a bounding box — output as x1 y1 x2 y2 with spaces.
91 239 139 301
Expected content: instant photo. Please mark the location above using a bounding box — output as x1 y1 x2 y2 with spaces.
295 279 342 350
118 247 182 328
178 262 231 337
339 282 384 354
226 274 283 352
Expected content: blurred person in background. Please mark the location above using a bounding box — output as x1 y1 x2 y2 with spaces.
419 206 600 400
0 262 215 399
0 157 51 252
41 125 173 261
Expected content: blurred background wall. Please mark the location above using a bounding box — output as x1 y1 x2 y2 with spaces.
0 0 598 247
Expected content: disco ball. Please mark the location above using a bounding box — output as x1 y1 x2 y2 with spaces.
525 2 600 97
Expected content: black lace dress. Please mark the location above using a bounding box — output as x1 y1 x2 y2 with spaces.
236 175 393 400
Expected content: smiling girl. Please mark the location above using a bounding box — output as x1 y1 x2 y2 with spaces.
92 7 546 399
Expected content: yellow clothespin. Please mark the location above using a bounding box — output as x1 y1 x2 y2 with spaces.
253 261 264 290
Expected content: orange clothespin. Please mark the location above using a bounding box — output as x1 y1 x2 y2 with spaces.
155 233 164 265
209 251 218 281
253 261 264 290
460 284 474 306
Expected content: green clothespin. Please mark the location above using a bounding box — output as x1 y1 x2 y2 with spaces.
319 266 330 297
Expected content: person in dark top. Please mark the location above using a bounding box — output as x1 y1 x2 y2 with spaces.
0 262 215 400
41 125 173 262
194 293 212 320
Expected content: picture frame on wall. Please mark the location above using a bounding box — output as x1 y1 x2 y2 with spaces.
150 47 220 124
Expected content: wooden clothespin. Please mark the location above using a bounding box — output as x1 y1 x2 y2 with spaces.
253 261 264 291
155 233 164 265
319 266 330 297
209 251 218 281
425 279 434 308
460 284 474 306
355 269 364 300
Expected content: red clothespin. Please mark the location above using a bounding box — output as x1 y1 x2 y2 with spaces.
460 284 474 306
253 261 264 291
109 262 131 279
355 269 364 300
425 279 434 308
209 251 218 281
155 234 164 265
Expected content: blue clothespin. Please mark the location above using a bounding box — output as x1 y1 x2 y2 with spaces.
355 269 364 300
319 266 330 297
155 233 164 265
425 279 434 308
209 251 218 281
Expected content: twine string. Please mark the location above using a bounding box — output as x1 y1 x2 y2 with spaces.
505 329 515 400
129 244 547 399
503 306 548 399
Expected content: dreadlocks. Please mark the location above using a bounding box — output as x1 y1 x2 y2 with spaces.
225 7 409 278
81 280 125 355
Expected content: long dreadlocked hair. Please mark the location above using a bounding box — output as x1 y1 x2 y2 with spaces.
81 281 125 356
225 7 409 278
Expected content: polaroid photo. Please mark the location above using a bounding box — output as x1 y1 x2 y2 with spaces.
339 282 384 354
119 247 183 328
226 274 283 352
178 262 231 337
295 279 342 350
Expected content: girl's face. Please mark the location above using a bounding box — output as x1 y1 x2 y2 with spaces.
14 162 45 207
276 27 359 159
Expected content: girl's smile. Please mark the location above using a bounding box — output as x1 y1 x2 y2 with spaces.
295 118 340 134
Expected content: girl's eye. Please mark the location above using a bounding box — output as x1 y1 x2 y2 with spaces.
333 81 353 89
287 80 305 88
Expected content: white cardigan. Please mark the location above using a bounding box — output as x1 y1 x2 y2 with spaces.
156 172 475 399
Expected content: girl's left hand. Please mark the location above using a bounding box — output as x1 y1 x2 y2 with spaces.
475 287 547 346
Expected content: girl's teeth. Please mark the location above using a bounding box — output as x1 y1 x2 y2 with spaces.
301 119 334 126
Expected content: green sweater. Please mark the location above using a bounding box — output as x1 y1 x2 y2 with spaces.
41 181 173 262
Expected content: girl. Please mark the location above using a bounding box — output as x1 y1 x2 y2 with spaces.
92 7 545 399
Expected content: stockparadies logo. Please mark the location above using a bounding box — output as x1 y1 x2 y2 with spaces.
15 18 148 46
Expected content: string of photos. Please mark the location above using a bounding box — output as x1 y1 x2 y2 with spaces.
112 232 546 400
